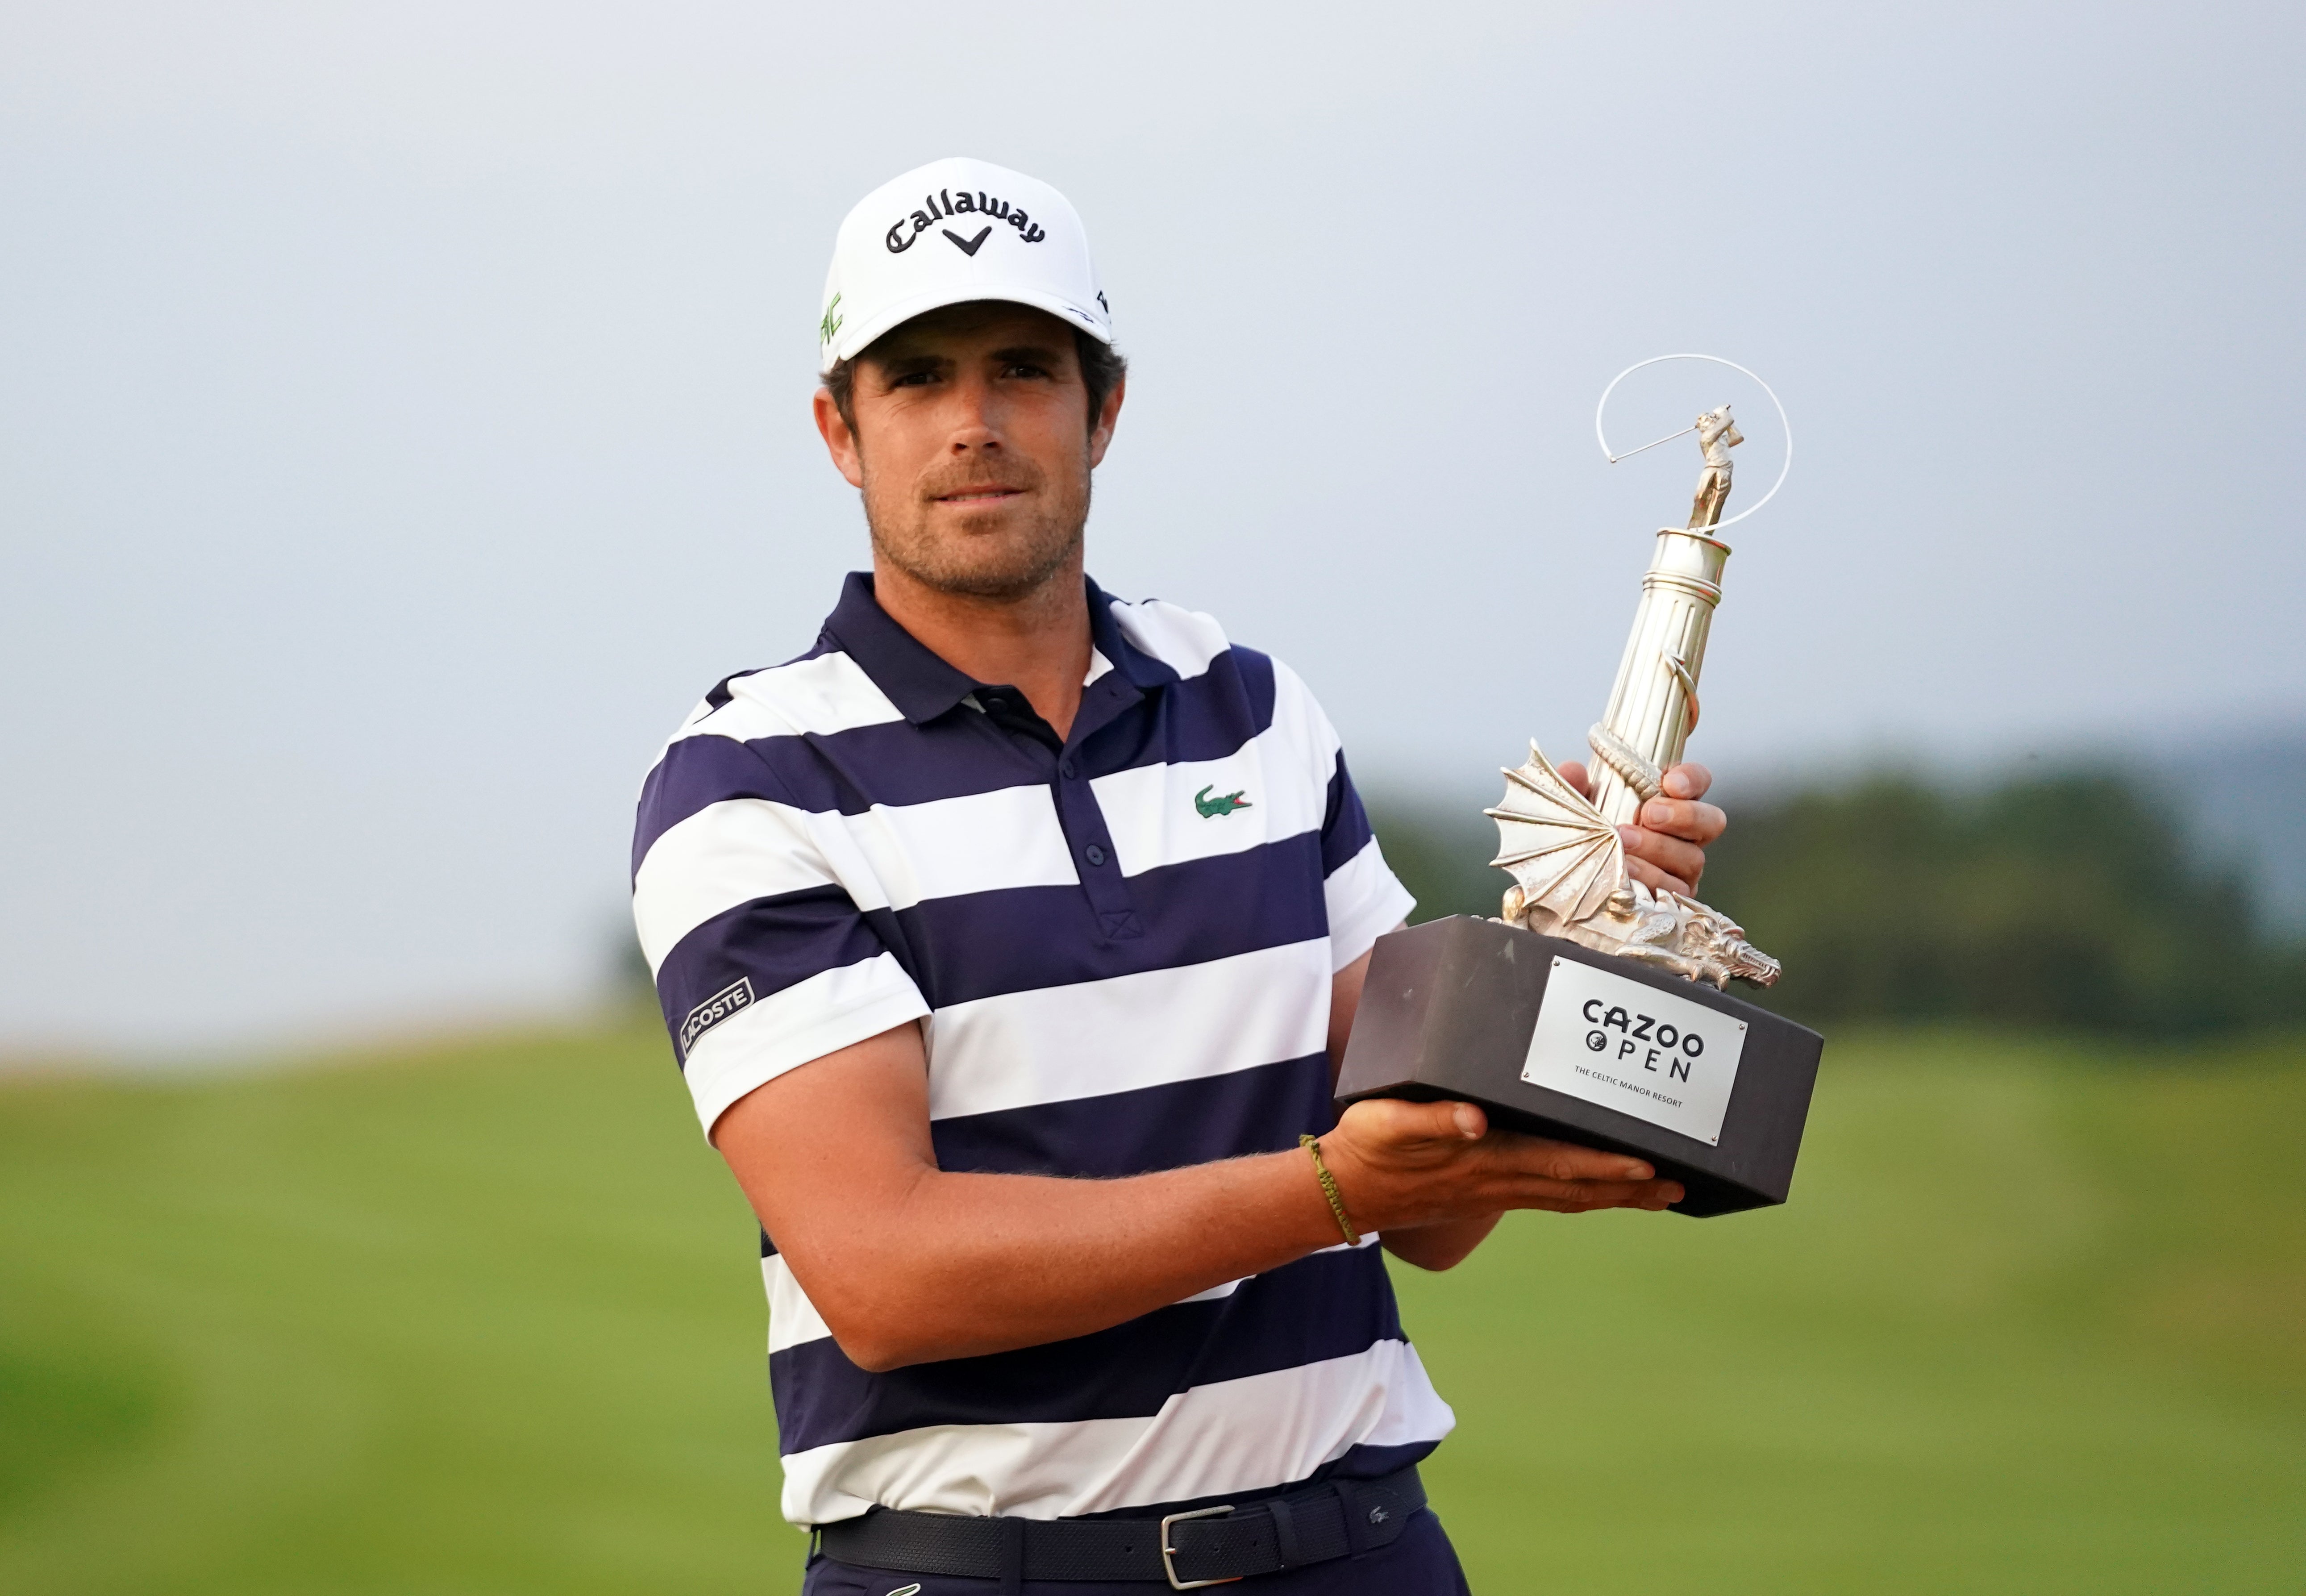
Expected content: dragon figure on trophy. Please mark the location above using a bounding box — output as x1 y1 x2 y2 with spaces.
1487 405 1782 991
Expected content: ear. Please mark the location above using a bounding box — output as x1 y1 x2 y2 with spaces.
1086 374 1127 469
813 386 866 488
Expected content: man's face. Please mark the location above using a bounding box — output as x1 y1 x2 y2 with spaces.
815 302 1123 600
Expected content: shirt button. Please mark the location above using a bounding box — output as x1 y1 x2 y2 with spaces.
1083 844 1107 867
1060 760 1077 779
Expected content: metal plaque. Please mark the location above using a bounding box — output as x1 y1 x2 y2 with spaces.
1520 956 1749 1146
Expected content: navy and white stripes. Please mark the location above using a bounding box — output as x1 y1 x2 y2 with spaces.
631 573 1446 1526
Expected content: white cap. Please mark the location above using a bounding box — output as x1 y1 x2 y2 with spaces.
817 157 1111 375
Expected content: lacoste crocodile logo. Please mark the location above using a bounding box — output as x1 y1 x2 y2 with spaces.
1195 785 1253 818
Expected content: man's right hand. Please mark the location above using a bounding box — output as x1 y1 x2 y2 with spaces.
1320 1097 1683 1229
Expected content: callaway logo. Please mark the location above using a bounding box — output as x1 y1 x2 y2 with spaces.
1194 785 1253 818
887 188 1047 253
679 977 754 1057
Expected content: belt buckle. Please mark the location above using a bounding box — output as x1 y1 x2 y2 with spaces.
1158 1504 1240 1589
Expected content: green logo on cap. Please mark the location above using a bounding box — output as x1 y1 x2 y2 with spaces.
818 293 843 346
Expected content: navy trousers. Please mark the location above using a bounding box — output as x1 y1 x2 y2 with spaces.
801 1507 1472 1596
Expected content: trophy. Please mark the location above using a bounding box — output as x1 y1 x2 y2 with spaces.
1337 357 1824 1216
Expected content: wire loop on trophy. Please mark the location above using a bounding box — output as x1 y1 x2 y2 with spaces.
1595 354 1793 533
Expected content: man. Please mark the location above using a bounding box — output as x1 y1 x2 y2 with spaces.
631 158 1727 1594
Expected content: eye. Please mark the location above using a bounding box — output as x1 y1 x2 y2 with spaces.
1002 361 1053 380
888 369 937 388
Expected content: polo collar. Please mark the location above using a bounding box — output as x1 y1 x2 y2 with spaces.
821 571 1174 726
1086 578 1179 695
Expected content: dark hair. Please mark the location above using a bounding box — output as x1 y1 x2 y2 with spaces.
823 317 1127 440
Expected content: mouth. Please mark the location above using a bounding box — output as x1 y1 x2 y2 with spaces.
933 486 1026 506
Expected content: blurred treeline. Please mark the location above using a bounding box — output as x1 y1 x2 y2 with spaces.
1369 767 2306 1036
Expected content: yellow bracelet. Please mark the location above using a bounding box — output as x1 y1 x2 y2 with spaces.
1300 1133 1360 1246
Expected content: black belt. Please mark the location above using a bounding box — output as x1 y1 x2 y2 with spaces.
817 1466 1424 1589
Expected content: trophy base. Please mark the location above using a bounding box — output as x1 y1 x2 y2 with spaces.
1336 916 1823 1217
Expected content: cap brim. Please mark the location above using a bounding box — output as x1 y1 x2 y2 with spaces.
822 283 1111 374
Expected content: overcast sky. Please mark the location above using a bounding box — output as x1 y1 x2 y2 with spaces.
3 1 2300 1052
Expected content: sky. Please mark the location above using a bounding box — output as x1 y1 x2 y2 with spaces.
2 0 2301 1052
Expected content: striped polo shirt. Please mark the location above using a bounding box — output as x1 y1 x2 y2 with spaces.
630 571 1452 1527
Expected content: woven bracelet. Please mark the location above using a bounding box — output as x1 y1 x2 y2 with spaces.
1299 1133 1361 1246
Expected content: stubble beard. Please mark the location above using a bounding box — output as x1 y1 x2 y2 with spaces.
861 453 1092 602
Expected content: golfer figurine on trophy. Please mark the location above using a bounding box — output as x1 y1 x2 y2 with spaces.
1337 360 1825 1217
1686 404 1741 528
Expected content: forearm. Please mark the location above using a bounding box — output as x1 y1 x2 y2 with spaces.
1381 1212 1503 1272
726 984 1678 1371
771 1146 1348 1371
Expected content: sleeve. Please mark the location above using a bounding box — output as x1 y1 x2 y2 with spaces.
1317 748 1416 970
1274 662 1416 971
631 729 930 1138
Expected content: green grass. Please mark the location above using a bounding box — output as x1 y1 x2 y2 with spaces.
2 1019 2301 1593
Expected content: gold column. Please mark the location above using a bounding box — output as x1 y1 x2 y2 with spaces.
1583 528 1730 826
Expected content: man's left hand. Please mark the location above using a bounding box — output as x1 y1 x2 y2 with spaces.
1557 760 1724 897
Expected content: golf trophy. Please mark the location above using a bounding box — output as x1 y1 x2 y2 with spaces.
1337 357 1824 1216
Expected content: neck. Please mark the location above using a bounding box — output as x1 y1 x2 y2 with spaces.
870 554 1095 740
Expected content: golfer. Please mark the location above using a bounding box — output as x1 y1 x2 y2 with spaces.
631 158 1726 1594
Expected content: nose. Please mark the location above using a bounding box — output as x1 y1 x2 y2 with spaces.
944 370 1003 454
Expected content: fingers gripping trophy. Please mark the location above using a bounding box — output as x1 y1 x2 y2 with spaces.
1337 357 1824 1217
